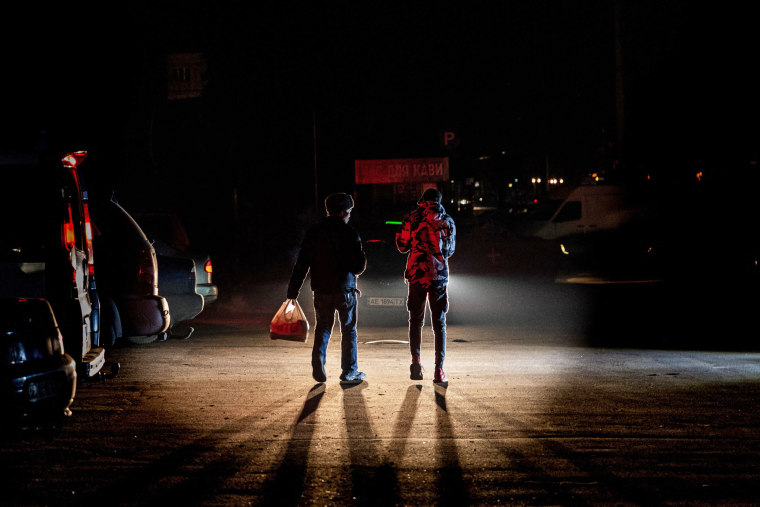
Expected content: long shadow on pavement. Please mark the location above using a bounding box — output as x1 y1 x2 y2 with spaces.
261 383 326 505
341 381 399 505
384 384 422 466
60 385 311 505
435 384 472 506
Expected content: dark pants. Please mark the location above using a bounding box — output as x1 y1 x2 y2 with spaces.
312 291 359 379
407 282 448 368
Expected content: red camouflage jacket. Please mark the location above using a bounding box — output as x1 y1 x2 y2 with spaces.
395 201 456 288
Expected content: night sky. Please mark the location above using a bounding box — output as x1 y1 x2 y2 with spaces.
3 2 757 274
7 3 756 174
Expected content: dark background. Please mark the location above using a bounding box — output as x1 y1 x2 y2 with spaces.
2 1 757 285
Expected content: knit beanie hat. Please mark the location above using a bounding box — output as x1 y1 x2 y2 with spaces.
325 192 355 214
418 188 442 204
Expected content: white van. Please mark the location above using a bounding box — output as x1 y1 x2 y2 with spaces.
534 184 648 240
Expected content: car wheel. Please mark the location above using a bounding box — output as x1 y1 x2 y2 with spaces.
125 334 159 344
169 323 195 339
99 295 121 347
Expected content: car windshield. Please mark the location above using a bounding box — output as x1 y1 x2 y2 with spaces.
529 199 565 221
133 212 190 251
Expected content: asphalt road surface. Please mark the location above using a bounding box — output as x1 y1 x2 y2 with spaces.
3 279 760 506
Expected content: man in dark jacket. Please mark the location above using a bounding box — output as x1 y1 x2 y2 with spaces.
396 188 456 384
287 193 367 384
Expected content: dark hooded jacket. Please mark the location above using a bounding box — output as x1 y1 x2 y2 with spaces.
287 216 366 299
396 201 456 288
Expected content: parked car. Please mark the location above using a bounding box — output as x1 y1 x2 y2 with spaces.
154 252 203 338
89 198 170 345
119 210 206 338
133 211 218 306
0 151 106 379
356 228 409 324
0 298 77 429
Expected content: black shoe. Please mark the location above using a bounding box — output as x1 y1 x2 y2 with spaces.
313 370 327 383
339 371 366 384
410 362 423 380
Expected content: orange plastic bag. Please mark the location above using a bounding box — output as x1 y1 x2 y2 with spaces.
269 299 309 342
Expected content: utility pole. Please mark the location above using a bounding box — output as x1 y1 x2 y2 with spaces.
615 0 626 172
313 109 319 214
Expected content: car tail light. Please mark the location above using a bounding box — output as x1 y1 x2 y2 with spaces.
61 151 87 169
136 247 158 294
83 201 95 275
62 203 76 251
204 259 213 274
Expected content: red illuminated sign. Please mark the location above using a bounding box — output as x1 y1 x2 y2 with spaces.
355 157 449 184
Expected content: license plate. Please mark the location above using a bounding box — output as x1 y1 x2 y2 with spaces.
26 376 61 403
368 297 405 307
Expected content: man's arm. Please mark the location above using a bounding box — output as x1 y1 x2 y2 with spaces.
395 213 412 253
347 230 367 276
444 218 456 258
286 230 314 299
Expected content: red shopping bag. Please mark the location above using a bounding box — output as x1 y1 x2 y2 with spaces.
269 299 309 342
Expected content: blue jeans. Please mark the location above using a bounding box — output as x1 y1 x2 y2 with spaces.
407 282 448 368
312 291 359 379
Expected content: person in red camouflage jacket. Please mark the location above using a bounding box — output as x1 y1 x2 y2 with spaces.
395 188 456 384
